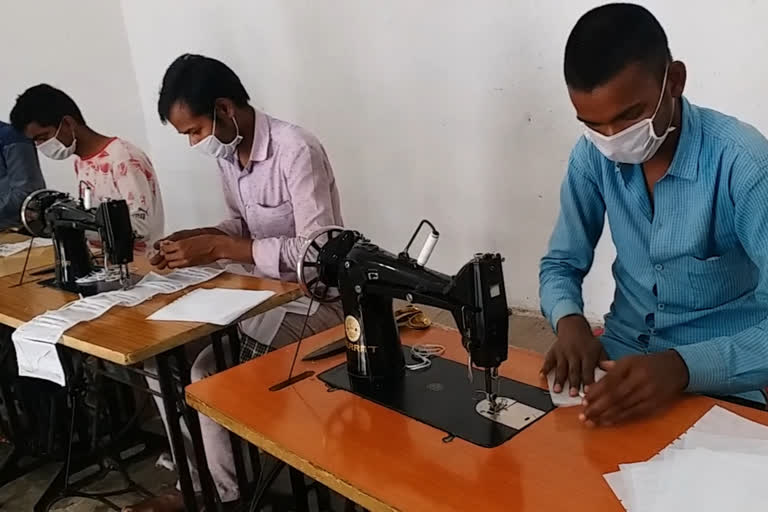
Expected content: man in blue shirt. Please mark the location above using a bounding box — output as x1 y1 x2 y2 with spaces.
540 3 768 426
0 120 45 229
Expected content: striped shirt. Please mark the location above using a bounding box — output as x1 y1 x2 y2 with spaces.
540 97 768 401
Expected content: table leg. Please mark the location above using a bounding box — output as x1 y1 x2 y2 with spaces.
225 326 263 485
289 467 310 512
155 352 198 512
174 346 219 512
315 482 332 511
211 331 250 499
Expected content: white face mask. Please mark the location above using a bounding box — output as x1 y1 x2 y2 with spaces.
192 109 243 160
583 67 675 164
37 122 76 160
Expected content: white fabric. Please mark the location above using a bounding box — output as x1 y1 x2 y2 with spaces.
147 288 276 325
222 262 318 347
12 266 224 386
604 405 768 511
0 238 53 257
546 367 606 407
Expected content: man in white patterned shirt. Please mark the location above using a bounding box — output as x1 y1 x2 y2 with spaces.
11 84 164 249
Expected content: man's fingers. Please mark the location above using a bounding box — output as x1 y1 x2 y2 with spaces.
540 350 556 376
160 241 181 254
599 360 616 371
568 357 582 397
554 356 568 393
167 259 189 269
584 379 644 424
596 387 650 425
604 398 656 425
581 356 596 387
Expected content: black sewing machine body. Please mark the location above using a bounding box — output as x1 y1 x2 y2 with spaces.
300 227 553 447
21 190 135 295
316 230 508 387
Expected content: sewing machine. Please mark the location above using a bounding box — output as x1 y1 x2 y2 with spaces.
298 223 553 448
20 189 135 295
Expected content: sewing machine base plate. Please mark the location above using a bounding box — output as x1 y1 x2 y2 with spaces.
318 345 555 448
39 273 141 297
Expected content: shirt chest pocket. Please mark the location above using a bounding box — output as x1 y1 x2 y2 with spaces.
686 247 758 310
245 201 295 240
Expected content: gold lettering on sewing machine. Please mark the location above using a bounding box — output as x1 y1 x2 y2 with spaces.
346 340 378 353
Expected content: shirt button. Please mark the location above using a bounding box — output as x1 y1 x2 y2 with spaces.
654 264 663 271
658 303 665 311
649 329 656 335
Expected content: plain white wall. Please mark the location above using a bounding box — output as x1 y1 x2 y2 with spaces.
0 0 148 197
118 0 768 320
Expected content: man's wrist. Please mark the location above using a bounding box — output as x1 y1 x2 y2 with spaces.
556 314 591 336
211 235 232 260
201 227 227 236
667 349 690 392
213 235 254 264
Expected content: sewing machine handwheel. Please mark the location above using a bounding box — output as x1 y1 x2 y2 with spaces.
20 189 66 238
298 226 344 303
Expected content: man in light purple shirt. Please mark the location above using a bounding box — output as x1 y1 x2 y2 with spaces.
129 54 344 512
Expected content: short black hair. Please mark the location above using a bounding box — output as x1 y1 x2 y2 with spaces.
564 3 671 91
157 54 250 123
10 84 86 132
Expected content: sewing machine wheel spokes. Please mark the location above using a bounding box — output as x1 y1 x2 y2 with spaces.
298 226 345 303
20 189 66 237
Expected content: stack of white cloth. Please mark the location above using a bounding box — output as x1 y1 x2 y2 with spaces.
12 266 225 386
605 405 768 511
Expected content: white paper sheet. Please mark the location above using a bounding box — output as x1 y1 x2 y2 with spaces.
621 449 768 512
147 288 276 325
605 405 768 511
12 266 225 386
546 367 606 407
0 238 53 257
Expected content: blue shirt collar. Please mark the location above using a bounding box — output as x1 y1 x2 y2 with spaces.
666 97 701 181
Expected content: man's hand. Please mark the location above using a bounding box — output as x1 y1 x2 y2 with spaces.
156 235 225 269
540 315 606 397
581 351 689 427
150 228 225 268
152 228 207 250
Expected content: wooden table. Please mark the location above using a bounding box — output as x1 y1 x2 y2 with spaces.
0 232 54 278
0 257 301 365
0 254 301 512
187 325 768 512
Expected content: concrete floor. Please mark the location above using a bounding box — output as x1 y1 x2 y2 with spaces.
0 311 556 511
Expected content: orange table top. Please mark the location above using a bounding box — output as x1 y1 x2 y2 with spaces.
186 325 768 512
